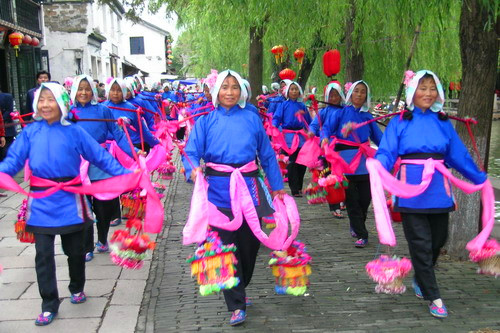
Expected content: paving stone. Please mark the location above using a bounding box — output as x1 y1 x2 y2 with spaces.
0 318 100 333
0 267 37 283
20 279 116 299
99 305 140 333
0 246 26 257
0 281 32 300
111 279 147 305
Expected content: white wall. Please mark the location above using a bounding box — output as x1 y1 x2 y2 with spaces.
121 22 167 87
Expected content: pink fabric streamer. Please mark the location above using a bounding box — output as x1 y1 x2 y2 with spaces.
182 162 300 250
366 157 494 252
107 141 167 172
0 170 164 233
324 139 376 176
296 137 322 168
269 127 307 155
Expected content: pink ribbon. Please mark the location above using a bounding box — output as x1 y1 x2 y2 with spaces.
366 157 494 252
106 141 167 172
0 170 164 233
296 136 322 168
324 140 376 176
182 161 300 250
269 128 307 155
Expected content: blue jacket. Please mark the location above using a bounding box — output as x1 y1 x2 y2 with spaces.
183 104 284 209
0 121 130 228
102 100 159 147
267 95 285 115
0 92 16 137
128 96 156 131
321 105 383 175
272 99 312 149
375 107 487 210
309 105 342 137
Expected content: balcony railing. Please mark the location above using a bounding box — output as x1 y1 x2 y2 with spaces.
15 0 41 33
0 0 14 23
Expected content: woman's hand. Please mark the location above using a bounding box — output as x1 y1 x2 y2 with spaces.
307 131 315 139
271 189 286 200
190 167 202 182
137 150 147 156
321 138 329 148
0 137 5 148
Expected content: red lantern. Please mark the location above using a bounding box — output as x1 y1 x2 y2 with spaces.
167 60 173 65
449 82 455 91
31 37 40 47
167 50 172 54
8 32 24 56
22 35 32 45
323 49 341 77
293 48 305 66
279 68 296 81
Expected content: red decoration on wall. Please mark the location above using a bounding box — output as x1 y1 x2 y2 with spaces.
22 34 32 45
322 49 341 77
8 32 23 56
31 37 40 47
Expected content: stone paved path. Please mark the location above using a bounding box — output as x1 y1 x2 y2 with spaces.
138 163 500 333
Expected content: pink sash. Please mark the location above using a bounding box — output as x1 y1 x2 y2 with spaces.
0 170 164 233
182 161 300 250
325 140 376 176
296 136 322 168
269 127 307 155
366 157 494 252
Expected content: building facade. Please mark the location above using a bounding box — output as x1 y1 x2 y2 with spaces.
41 0 126 84
0 0 46 112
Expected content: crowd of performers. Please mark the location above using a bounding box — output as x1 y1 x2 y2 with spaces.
0 66 495 327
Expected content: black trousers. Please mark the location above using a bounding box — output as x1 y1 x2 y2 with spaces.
212 220 261 312
134 142 151 154
401 212 449 301
344 178 371 239
0 136 15 161
285 148 307 195
34 230 86 313
85 197 120 252
176 127 186 140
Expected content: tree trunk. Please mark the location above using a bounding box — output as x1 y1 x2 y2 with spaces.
446 0 498 260
249 25 264 105
297 31 326 88
344 0 364 82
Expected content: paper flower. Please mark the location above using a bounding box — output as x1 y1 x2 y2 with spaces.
365 255 412 294
403 70 415 86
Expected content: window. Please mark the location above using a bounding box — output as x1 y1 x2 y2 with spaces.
130 37 145 55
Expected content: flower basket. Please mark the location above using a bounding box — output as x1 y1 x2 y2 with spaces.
262 215 276 229
365 255 412 294
469 239 500 277
14 199 35 243
304 182 328 205
156 161 176 180
186 230 240 296
277 154 289 177
120 188 146 219
318 174 348 205
269 241 312 296
109 218 155 269
387 199 402 222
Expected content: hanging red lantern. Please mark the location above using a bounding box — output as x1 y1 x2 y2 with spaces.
8 32 24 56
167 43 172 48
167 50 172 54
22 35 32 45
167 60 173 65
279 68 296 81
31 37 40 47
322 49 341 77
293 48 305 66
271 45 280 64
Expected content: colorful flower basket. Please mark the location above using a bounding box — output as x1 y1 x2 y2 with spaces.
386 198 402 222
277 154 289 177
120 188 146 219
269 241 312 296
14 199 35 243
318 174 348 205
469 239 500 277
186 230 240 296
304 182 328 205
157 161 176 180
109 218 155 269
365 255 412 294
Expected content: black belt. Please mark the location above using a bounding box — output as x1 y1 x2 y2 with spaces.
30 176 80 191
335 143 359 151
282 127 303 131
400 153 444 160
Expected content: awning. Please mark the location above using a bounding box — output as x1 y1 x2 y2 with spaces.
122 59 149 77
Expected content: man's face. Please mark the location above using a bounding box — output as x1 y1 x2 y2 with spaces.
37 74 50 85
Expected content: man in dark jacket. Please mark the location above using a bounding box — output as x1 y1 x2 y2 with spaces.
23 70 51 120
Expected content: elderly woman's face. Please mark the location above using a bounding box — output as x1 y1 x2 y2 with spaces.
203 85 212 102
109 83 123 104
288 84 300 100
76 79 93 106
351 83 367 108
218 75 240 109
328 89 341 105
38 88 61 124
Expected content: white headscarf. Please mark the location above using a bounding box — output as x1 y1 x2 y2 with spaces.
262 85 269 94
345 80 371 112
405 70 445 112
283 81 304 102
70 75 98 105
124 77 136 98
133 74 144 91
324 82 346 106
106 78 128 102
242 79 252 101
270 82 280 92
33 82 72 126
211 69 248 108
